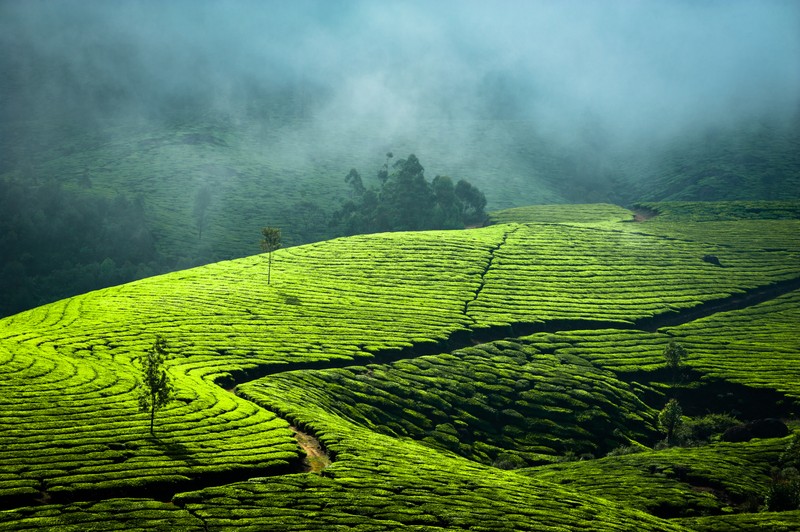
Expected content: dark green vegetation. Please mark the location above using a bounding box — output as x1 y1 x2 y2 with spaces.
1 114 798 318
332 154 487 234
0 201 798 529
0 178 158 316
136 336 174 436
259 227 282 286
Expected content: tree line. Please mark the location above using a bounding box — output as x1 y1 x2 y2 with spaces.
1 154 488 317
331 153 487 235
0 178 160 317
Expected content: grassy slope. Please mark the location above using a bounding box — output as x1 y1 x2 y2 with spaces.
6 115 797 261
2 118 569 261
3 115 797 322
0 202 799 529
630 119 800 202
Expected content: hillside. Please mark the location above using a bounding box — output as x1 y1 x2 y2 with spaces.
1 201 799 530
2 114 798 318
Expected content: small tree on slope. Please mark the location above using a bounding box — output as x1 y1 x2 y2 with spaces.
658 398 683 444
137 335 173 436
260 226 282 285
663 340 688 384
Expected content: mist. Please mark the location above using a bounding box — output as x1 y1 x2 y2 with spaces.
3 0 798 154
1 0 799 318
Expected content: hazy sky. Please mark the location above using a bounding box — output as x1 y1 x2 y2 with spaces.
2 0 799 149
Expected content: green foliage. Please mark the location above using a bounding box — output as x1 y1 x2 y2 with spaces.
0 201 797 529
765 432 800 511
332 154 487 234
259 226 282 285
678 413 740 444
525 436 784 517
663 341 687 370
137 336 174 435
765 468 800 511
0 177 158 317
247 339 657 465
489 203 634 224
658 399 683 443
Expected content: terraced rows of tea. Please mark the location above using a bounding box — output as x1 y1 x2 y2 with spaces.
240 340 658 467
1 201 799 529
468 224 798 330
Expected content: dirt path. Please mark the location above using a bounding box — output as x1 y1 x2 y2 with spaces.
633 208 658 222
290 426 331 473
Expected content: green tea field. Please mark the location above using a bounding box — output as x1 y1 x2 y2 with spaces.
1 201 799 530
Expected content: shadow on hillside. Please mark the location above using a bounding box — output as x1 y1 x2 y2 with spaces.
152 437 200 466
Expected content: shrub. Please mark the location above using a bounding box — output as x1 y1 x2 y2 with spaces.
764 467 800 511
679 413 740 444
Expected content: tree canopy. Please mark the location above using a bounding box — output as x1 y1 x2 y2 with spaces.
137 335 173 436
332 154 487 235
260 226 282 285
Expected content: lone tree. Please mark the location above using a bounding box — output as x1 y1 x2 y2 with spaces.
260 226 282 285
658 398 683 443
663 340 688 384
137 335 173 436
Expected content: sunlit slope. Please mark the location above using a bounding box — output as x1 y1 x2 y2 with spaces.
0 339 300 504
467 226 798 330
521 437 786 517
204 374 683 532
488 203 635 225
5 119 568 258
513 288 800 400
0 203 798 527
0 227 504 505
240 339 659 466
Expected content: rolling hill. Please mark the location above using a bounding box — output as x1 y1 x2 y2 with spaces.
2 113 798 318
1 201 799 530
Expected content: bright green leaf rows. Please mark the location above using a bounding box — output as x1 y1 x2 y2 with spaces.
469 223 799 328
243 339 657 467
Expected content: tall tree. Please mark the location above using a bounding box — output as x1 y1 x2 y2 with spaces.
454 179 488 226
663 340 688 384
137 335 173 436
658 398 683 443
260 226 282 285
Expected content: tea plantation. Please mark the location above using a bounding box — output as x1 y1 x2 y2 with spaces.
0 201 798 530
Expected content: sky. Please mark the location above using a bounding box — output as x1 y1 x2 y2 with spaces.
2 0 799 152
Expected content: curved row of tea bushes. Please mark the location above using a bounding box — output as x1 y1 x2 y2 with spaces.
242 339 657 466
522 436 787 517
2 227 506 371
488 203 634 225
678 510 800 531
615 201 800 252
1 204 797 525
468 222 799 329
624 219 800 252
215 379 683 531
664 288 800 398
521 289 800 400
0 228 507 504
0 339 299 506
0 498 203 531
